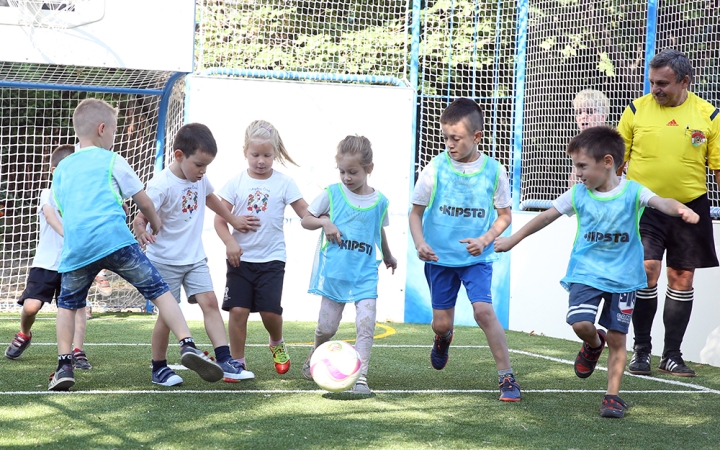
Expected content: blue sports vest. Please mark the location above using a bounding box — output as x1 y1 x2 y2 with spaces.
422 151 500 267
52 147 136 272
309 183 389 303
560 181 647 293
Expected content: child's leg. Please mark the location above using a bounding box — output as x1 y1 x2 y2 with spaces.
354 298 377 377
72 307 88 350
228 307 250 360
472 302 511 370
605 330 627 396
572 321 603 348
19 299 43 336
314 297 345 348
431 308 455 336
260 311 283 342
151 313 171 362
56 307 78 356
152 292 193 341
195 291 229 349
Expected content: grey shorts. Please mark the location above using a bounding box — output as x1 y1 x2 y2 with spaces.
151 259 213 304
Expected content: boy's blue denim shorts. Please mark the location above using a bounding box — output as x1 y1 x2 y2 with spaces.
424 262 493 310
566 283 635 333
57 244 169 310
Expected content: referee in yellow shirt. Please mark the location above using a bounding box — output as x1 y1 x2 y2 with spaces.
618 49 720 377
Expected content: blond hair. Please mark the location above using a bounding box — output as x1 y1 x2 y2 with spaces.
573 89 610 116
72 98 118 138
244 120 297 167
336 135 373 169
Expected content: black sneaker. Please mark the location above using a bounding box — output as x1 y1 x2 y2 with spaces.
658 355 696 377
574 329 606 378
180 345 223 382
48 364 75 391
430 330 453 370
72 350 92 370
5 332 31 360
628 348 652 375
600 394 629 418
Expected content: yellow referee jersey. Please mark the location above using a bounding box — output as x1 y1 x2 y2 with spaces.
618 92 720 203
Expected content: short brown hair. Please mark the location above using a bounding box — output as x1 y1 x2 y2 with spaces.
566 126 625 170
50 144 75 168
440 98 484 133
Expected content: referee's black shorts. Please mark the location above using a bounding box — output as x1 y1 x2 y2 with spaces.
640 193 719 269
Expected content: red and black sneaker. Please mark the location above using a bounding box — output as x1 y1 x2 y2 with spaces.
600 394 629 418
5 332 32 360
574 329 606 378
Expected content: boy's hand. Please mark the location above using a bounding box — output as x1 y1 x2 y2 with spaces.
323 221 342 245
494 236 514 253
460 236 492 256
135 229 155 249
679 206 699 224
148 217 162 235
225 241 243 267
383 255 398 274
229 214 260 233
416 242 438 262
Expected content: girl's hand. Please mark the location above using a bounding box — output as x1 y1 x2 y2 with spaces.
225 241 243 267
323 221 342 245
383 255 398 274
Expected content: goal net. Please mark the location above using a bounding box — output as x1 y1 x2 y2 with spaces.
0 63 185 312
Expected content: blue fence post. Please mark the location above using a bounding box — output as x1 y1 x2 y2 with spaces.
511 0 528 211
643 0 658 95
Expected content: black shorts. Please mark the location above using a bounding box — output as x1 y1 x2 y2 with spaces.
18 267 61 305
221 261 285 315
640 193 719 269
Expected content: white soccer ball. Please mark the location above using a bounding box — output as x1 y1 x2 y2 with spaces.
310 340 362 392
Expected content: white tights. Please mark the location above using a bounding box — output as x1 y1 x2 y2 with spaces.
312 296 376 377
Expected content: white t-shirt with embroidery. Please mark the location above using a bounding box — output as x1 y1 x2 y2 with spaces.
308 183 390 227
144 168 214 265
411 152 512 208
217 169 303 263
552 179 657 216
32 188 64 271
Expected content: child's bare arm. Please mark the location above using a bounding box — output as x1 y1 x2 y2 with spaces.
132 191 162 234
380 227 397 274
301 212 342 245
42 204 64 237
213 198 243 267
290 198 309 221
648 196 699 223
132 211 155 248
460 206 512 256
409 203 438 262
206 193 259 233
494 207 562 252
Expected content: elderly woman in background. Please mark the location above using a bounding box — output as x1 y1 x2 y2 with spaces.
569 89 611 185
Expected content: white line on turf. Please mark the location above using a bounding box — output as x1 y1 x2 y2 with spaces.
2 343 717 394
0 389 716 396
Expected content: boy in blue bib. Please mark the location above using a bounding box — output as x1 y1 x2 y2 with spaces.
495 126 699 418
49 98 222 391
409 98 520 402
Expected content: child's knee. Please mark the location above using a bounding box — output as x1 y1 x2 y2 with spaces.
472 302 496 327
195 292 219 311
605 330 626 349
22 299 43 316
571 320 595 335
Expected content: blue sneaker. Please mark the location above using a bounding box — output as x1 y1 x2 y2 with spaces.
152 366 183 387
219 359 255 382
48 364 75 391
430 330 453 370
499 374 521 402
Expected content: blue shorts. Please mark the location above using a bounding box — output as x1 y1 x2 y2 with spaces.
424 262 493 310
566 283 636 333
58 244 169 310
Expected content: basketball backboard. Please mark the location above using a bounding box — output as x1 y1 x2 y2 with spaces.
0 0 196 72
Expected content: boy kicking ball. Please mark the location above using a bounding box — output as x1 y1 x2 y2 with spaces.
495 126 699 418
